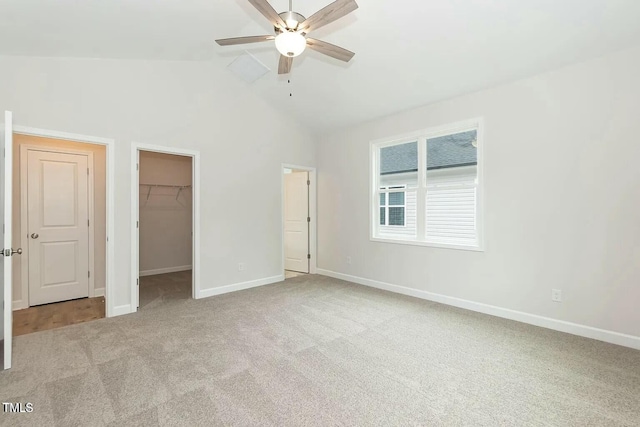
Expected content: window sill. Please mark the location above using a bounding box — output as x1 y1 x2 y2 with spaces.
370 236 484 252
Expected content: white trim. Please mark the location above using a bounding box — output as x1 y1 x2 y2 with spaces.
131 142 200 310
12 125 116 318
369 117 484 252
12 300 27 311
369 118 484 147
281 164 317 275
140 265 192 277
19 145 97 305
94 288 105 298
370 237 485 252
197 274 284 299
112 304 132 317
131 147 139 311
317 269 640 350
13 126 114 146
3 111 13 370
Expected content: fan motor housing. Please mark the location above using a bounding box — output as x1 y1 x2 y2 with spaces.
276 11 307 33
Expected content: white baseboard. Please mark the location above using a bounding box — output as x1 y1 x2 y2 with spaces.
197 274 284 299
112 304 133 317
94 288 105 298
12 300 28 311
140 265 192 277
317 269 640 350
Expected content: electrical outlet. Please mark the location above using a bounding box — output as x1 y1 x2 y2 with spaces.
346 256 352 265
551 289 562 302
238 262 246 272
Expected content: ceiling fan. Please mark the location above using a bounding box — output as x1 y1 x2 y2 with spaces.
216 0 358 74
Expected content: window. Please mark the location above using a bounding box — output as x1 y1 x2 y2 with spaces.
371 119 482 250
379 186 406 226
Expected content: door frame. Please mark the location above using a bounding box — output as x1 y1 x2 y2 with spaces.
131 142 200 310
12 126 116 317
19 145 97 307
281 164 317 275
3 111 14 369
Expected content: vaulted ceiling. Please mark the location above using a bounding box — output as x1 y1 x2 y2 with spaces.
2 0 640 132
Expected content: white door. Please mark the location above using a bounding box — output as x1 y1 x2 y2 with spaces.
2 111 19 370
27 150 89 306
284 171 309 273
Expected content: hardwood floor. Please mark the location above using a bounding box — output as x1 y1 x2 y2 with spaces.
285 270 308 279
13 297 105 337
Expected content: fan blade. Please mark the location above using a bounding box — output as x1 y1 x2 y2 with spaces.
216 35 275 46
248 0 287 29
298 0 358 33
278 55 293 74
306 38 355 62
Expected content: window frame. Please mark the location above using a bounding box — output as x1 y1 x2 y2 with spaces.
370 118 484 251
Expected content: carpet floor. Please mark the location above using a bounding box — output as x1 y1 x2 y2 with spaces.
139 270 192 310
1 273 639 426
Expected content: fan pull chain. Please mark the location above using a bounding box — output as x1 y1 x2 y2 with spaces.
289 79 292 97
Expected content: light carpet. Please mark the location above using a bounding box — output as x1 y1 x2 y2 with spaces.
1 273 639 426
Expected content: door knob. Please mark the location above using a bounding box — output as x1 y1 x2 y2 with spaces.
2 248 22 256
31 233 39 239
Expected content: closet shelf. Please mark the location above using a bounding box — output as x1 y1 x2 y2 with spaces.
140 183 192 201
139 184 192 188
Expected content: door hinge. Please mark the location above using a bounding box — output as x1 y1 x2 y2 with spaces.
136 163 139 171
137 278 139 286
307 254 311 259
307 217 311 222
307 179 310 186
136 221 139 228
88 219 90 227
87 167 89 176
88 271 91 278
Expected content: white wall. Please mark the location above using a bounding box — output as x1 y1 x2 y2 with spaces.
0 56 316 313
317 46 640 340
139 151 192 275
11 134 107 308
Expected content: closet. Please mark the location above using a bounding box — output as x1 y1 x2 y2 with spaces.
138 151 193 309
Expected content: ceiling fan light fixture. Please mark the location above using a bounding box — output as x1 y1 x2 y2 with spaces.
275 31 306 57
216 0 358 74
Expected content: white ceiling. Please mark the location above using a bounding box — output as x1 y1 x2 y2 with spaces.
2 0 640 132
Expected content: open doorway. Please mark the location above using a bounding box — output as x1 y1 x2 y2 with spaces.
11 134 107 336
132 145 199 311
282 164 317 279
